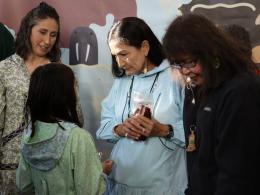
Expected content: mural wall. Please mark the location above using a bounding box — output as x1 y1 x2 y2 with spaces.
1 0 259 158
180 0 260 62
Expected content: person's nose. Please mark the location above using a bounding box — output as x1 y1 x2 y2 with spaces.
117 56 127 68
43 34 51 45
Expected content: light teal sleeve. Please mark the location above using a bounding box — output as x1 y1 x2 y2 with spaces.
16 155 35 194
71 128 105 195
96 79 120 143
168 78 185 148
153 67 185 148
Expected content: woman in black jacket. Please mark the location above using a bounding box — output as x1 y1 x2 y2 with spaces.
163 14 260 195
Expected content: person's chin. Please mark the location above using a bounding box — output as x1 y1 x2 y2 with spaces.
38 47 50 55
125 70 136 76
34 50 47 57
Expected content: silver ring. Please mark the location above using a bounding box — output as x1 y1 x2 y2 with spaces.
125 132 128 137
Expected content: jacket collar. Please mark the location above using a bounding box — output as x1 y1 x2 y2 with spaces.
135 59 170 78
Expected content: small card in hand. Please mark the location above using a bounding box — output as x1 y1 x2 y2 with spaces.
134 105 151 141
134 105 151 119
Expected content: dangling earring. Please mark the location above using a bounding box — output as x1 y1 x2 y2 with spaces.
143 57 148 74
215 58 220 69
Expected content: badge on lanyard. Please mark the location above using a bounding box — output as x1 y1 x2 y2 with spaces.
187 125 196 152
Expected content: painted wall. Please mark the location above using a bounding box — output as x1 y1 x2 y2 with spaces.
1 0 259 159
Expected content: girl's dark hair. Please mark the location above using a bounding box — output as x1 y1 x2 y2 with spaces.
27 63 80 136
15 2 61 62
163 14 256 96
108 17 165 77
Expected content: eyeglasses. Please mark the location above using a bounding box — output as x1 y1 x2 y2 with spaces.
171 60 197 69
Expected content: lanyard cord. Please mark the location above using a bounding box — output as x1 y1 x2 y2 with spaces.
127 76 135 117
121 76 135 123
186 84 198 132
186 83 196 105
121 73 160 122
149 73 159 93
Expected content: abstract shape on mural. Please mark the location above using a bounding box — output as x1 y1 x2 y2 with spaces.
71 64 114 159
180 0 260 62
136 0 192 40
90 14 115 65
69 27 98 65
0 0 137 48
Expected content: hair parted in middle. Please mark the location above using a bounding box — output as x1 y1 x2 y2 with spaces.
15 2 61 62
108 17 165 77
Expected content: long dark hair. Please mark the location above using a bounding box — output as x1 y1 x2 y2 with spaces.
15 2 61 62
163 14 256 96
27 63 80 136
108 17 165 77
222 24 252 58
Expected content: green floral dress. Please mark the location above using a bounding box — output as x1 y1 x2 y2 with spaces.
0 54 30 195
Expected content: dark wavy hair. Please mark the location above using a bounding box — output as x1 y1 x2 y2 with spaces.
27 63 80 137
222 24 252 58
108 17 165 77
163 14 256 96
15 2 61 62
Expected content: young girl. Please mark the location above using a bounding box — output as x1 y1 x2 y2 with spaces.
16 63 106 195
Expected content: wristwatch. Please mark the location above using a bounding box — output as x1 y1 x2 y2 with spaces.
165 125 173 139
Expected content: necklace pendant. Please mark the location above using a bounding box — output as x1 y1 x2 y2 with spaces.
186 130 196 152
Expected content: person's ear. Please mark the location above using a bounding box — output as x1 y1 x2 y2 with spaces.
141 40 150 57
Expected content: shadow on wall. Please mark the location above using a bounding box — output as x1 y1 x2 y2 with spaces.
70 64 114 160
180 0 260 62
0 0 137 47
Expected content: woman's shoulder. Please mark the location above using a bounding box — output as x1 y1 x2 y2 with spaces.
214 73 260 104
111 75 132 89
224 73 260 93
65 123 94 143
70 125 90 137
0 54 24 70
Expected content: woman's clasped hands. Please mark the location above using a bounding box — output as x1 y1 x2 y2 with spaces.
114 115 169 141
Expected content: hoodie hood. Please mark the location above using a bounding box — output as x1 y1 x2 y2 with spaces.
135 59 170 78
21 121 77 171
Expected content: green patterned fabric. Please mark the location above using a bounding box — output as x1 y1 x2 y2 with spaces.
0 54 29 195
